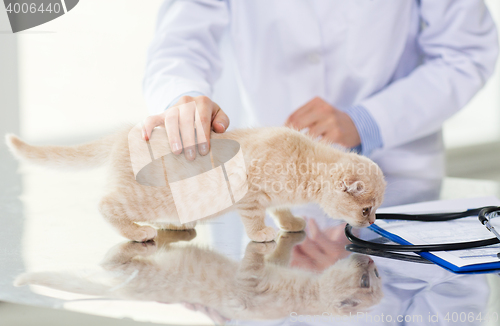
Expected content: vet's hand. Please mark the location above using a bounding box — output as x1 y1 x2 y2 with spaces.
142 95 229 160
290 219 351 272
285 97 361 148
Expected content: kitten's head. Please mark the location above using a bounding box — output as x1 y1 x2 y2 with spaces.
319 155 385 227
319 254 383 314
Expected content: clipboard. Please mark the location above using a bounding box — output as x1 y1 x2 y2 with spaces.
369 196 500 274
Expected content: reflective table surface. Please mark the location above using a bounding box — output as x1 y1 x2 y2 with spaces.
2 146 500 326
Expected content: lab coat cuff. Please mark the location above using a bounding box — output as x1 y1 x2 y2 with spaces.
166 91 205 110
344 105 383 157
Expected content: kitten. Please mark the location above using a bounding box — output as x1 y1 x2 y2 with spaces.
5 126 386 242
14 230 383 320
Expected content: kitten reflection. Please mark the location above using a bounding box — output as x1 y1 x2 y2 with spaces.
15 230 382 320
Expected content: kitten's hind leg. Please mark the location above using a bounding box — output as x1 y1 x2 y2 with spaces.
238 206 277 242
269 208 306 232
99 194 157 242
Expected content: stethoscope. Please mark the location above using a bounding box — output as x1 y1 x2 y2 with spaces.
345 206 500 263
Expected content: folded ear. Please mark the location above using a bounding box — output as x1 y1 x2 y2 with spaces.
337 180 365 196
339 298 361 308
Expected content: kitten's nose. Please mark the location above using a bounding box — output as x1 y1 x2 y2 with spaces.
369 215 376 225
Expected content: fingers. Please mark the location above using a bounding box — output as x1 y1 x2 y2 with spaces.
291 246 317 270
295 111 321 130
287 97 333 131
326 223 348 241
146 95 228 159
212 106 229 133
308 219 336 252
178 102 197 161
194 98 212 155
307 218 320 239
285 101 315 130
142 114 165 141
164 107 182 154
299 236 327 258
191 97 228 155
307 121 329 139
194 103 211 155
322 129 343 146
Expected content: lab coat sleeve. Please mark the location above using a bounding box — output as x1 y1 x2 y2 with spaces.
359 0 499 150
143 0 229 115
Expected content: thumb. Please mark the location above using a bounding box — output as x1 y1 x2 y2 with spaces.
212 107 230 133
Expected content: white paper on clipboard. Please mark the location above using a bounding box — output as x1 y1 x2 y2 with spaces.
374 196 500 268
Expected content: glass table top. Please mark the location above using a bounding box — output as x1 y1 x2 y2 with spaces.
1 146 500 325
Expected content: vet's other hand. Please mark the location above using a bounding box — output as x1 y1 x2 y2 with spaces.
290 219 351 272
285 97 361 148
142 95 229 160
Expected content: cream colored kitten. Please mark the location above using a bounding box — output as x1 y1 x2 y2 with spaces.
15 230 383 320
5 126 385 242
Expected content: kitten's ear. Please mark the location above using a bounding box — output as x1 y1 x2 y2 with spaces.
337 179 365 196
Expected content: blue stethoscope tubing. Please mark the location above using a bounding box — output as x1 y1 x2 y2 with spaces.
345 206 500 252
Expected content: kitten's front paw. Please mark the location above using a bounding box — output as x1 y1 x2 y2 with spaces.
162 222 196 231
279 216 306 232
249 227 277 242
156 229 197 244
277 230 306 244
247 241 277 254
131 226 157 242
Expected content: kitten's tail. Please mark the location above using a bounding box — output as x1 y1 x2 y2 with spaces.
14 272 110 296
5 133 117 170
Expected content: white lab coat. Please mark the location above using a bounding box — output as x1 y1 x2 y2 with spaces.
144 0 498 178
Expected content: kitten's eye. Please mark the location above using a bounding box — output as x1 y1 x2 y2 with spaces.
360 274 370 288
362 207 371 217
374 268 380 278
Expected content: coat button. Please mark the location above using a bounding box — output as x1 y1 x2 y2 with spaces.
307 52 321 64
